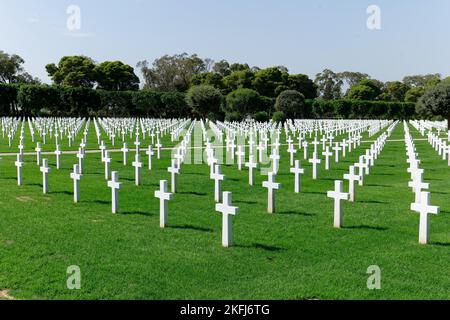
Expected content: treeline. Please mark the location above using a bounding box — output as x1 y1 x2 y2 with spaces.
0 82 416 120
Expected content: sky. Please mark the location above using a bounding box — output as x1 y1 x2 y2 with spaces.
1 0 449 84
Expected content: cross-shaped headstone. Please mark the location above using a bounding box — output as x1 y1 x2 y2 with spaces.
215 191 239 247
411 191 439 244
327 180 350 228
70 164 82 203
107 171 121 214
262 173 281 213
155 180 173 228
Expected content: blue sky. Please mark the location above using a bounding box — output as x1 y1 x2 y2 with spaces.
1 0 449 84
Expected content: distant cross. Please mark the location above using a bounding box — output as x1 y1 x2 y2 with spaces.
76 148 85 174
215 191 239 247
245 155 258 186
322 146 332 170
107 171 122 214
290 160 305 193
236 146 245 170
70 164 82 203
155 180 173 228
327 180 350 228
411 191 439 244
103 150 111 180
308 152 321 180
344 165 360 202
262 173 281 214
132 153 143 186
55 145 62 170
121 143 129 166
40 158 51 194
210 164 225 202
15 154 24 186
333 143 341 163
35 142 42 166
168 159 180 193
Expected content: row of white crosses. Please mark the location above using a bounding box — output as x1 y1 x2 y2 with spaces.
410 120 450 166
404 122 440 245
327 122 397 229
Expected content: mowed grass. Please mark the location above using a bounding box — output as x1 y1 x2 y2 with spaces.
0 121 449 300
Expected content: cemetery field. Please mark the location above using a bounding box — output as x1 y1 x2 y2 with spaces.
0 122 449 300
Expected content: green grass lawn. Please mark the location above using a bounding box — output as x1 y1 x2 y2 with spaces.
0 121 449 300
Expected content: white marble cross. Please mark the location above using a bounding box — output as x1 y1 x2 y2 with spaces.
40 158 51 194
15 154 24 186
327 180 350 228
35 142 42 166
155 180 173 228
215 191 239 247
269 149 280 174
70 164 82 203
121 143 129 166
411 191 439 244
76 147 84 174
103 150 111 180
146 145 154 170
333 143 341 163
155 140 162 159
236 146 245 170
262 173 281 213
322 146 332 170
408 170 429 203
132 153 143 186
244 155 257 186
287 144 296 166
168 159 180 193
308 152 321 180
55 145 62 170
107 171 122 214
290 160 304 193
344 165 360 202
210 164 224 202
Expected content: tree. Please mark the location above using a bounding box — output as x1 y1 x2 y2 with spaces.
404 87 425 103
403 74 441 87
380 81 410 101
225 88 262 116
275 90 306 118
46 56 97 88
347 79 382 101
191 72 225 90
185 85 222 119
286 74 317 99
131 90 162 117
252 67 286 98
160 91 190 118
420 82 450 130
137 53 206 92
338 71 369 91
213 60 231 77
94 61 139 91
223 69 255 93
315 69 343 100
0 51 40 84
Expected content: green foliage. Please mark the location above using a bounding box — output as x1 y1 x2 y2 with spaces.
160 91 190 118
420 82 450 129
17 85 61 116
272 111 286 123
225 111 242 122
225 88 262 116
46 56 97 88
60 87 101 116
0 83 19 115
132 90 162 117
315 69 343 100
252 67 286 98
405 87 425 103
381 81 411 102
286 74 317 99
223 69 255 93
98 90 134 117
252 111 270 122
94 61 139 91
185 85 223 119
137 53 206 92
275 90 306 118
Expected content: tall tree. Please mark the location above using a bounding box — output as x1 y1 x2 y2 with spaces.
315 69 343 100
137 53 206 92
420 82 450 130
94 61 139 91
0 51 40 84
403 74 441 87
380 81 410 101
46 56 97 88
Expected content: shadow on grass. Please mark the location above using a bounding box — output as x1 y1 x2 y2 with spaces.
236 243 285 252
278 210 314 217
49 190 72 196
235 200 258 205
359 200 388 204
432 242 450 247
365 184 392 188
344 225 388 231
179 191 207 197
169 224 213 232
86 199 110 205
28 183 43 188
121 211 154 217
